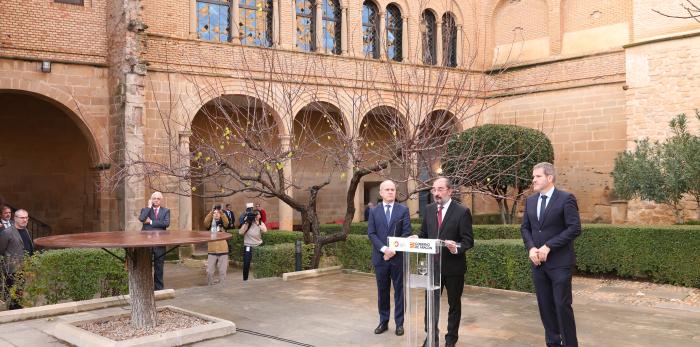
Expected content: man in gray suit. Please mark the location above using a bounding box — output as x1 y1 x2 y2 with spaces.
0 209 34 309
138 191 170 290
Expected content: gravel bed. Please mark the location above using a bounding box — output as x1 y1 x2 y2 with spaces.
77 308 212 341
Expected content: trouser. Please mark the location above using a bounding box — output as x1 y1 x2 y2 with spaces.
207 253 229 285
374 260 404 326
242 245 254 280
425 274 464 345
152 246 166 290
532 265 578 347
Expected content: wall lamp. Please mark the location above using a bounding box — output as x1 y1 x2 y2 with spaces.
40 61 52 73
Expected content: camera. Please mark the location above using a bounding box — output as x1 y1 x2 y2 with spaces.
245 210 256 223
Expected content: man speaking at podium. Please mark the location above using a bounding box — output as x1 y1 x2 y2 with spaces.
367 180 412 337
414 177 473 347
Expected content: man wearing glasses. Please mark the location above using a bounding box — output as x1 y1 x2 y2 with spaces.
411 177 473 347
0 209 34 309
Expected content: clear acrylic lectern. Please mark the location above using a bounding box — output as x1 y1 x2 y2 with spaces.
388 237 443 347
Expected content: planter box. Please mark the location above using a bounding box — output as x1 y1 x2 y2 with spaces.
47 305 235 347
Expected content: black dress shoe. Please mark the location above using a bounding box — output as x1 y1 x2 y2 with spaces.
374 323 388 334
445 341 456 347
395 325 404 336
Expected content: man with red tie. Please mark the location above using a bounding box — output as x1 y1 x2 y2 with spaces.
414 177 473 347
138 191 170 290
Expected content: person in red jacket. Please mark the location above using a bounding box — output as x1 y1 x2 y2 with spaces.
255 202 267 224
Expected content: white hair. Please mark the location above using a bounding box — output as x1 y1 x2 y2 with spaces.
151 191 163 199
379 180 396 190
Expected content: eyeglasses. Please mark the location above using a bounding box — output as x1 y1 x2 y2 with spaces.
430 187 448 193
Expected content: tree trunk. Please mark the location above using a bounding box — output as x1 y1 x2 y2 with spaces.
496 198 507 225
126 247 157 329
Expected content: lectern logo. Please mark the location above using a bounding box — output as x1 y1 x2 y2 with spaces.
393 240 400 247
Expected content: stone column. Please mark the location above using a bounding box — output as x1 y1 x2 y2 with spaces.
315 2 323 52
231 2 240 44
178 131 193 259
379 11 386 60
341 6 349 55
272 0 281 47
456 24 463 67
279 135 294 231
123 72 146 232
401 15 408 62
289 0 297 49
189 0 197 38
436 20 443 66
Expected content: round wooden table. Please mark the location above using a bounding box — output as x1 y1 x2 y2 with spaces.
35 231 232 328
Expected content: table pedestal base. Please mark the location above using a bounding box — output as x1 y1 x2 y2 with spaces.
127 247 157 328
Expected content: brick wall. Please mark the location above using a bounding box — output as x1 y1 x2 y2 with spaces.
0 0 107 64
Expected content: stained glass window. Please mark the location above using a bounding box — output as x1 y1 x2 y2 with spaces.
362 1 379 59
442 13 457 67
197 1 231 42
321 0 341 55
421 10 437 65
385 4 402 62
296 0 316 52
239 0 273 47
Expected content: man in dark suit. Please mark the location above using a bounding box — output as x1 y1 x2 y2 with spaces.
223 204 236 229
520 162 581 347
414 177 473 347
0 205 12 231
367 180 412 337
138 191 170 291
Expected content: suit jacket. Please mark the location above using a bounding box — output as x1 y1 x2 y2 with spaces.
520 188 582 268
367 203 412 267
419 201 474 277
223 209 235 228
0 226 34 273
139 206 170 231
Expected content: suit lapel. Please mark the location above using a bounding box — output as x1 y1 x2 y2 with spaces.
529 195 541 229
540 189 559 223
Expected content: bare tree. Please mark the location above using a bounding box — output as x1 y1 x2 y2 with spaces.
108 2 543 267
653 1 700 22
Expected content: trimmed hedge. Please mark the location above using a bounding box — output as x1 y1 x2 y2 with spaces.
575 224 700 287
16 248 128 306
319 223 421 236
252 243 314 279
228 230 304 261
465 239 533 292
335 235 533 291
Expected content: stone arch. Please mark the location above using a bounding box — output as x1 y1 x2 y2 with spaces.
290 90 352 136
0 89 103 234
0 87 105 165
181 79 288 137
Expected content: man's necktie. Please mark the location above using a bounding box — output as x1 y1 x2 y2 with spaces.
154 208 159 219
385 205 392 226
437 204 443 230
539 195 548 221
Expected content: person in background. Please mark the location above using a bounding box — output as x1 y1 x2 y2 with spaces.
0 209 34 310
364 201 375 222
238 210 267 281
223 204 236 229
138 191 170 291
255 202 267 224
0 205 12 232
203 206 229 285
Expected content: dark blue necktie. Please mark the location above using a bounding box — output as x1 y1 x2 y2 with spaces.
539 195 548 221
385 205 392 226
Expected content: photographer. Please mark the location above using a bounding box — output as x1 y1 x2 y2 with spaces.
203 205 229 285
238 209 267 281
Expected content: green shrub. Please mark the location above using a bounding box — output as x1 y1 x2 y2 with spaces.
228 230 304 261
252 243 314 279
472 213 504 225
465 239 534 292
473 225 521 240
575 224 700 287
18 248 128 306
336 234 374 273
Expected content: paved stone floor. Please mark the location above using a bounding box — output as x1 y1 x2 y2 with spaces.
1 263 699 346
